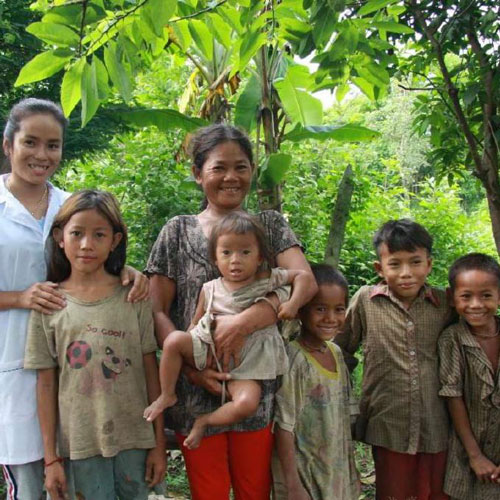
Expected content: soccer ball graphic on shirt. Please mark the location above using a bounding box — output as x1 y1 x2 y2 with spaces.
66 340 92 369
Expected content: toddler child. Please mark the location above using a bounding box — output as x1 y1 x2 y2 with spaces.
144 211 310 449
335 219 449 500
24 190 165 500
272 263 360 499
438 253 500 499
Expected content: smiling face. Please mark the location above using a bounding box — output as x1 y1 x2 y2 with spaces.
452 270 500 335
215 231 263 288
375 243 432 307
58 209 122 279
300 284 347 347
3 113 63 187
193 141 253 212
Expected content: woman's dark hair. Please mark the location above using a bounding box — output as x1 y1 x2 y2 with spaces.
188 124 254 173
3 98 67 144
47 190 127 282
309 262 349 305
448 253 500 291
373 218 433 258
207 211 271 267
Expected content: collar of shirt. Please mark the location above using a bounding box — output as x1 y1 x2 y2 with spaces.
369 281 441 308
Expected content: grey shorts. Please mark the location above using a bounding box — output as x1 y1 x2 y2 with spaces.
64 449 164 500
2 460 44 500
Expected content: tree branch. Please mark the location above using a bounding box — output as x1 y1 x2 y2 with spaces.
407 0 484 177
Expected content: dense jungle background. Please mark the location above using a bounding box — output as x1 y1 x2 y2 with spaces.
1 0 498 497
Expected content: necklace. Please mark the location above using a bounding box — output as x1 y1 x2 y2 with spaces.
6 176 48 218
299 338 329 353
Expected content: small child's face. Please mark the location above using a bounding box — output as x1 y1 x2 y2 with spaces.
452 270 500 333
374 243 432 306
299 284 347 344
215 231 263 284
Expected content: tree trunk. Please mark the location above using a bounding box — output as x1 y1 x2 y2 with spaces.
324 165 354 267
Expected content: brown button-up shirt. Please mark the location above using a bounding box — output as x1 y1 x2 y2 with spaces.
335 283 449 454
438 319 500 499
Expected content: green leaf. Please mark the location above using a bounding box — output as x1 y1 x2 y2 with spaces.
372 21 414 34
312 7 336 46
209 13 232 48
172 20 192 51
188 19 213 60
26 22 79 47
143 0 176 37
355 61 390 87
358 0 397 16
238 30 267 72
283 124 380 142
275 72 323 126
234 75 261 132
81 60 100 127
61 58 86 117
117 109 207 132
93 55 109 100
259 153 292 187
352 76 375 100
15 49 72 86
336 83 350 103
104 42 132 102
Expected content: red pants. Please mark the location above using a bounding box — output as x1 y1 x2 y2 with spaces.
373 446 449 500
176 424 273 500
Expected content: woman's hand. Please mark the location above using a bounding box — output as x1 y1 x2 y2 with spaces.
18 282 66 314
469 453 497 483
44 462 68 500
145 446 167 487
184 364 231 397
213 314 247 372
120 265 149 302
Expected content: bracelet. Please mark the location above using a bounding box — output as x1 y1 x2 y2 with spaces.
44 457 64 467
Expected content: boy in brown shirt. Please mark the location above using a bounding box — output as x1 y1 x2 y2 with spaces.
336 219 449 499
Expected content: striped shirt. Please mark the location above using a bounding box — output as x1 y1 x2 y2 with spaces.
438 319 500 499
335 283 449 454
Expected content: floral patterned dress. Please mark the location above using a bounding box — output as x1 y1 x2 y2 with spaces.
145 211 301 436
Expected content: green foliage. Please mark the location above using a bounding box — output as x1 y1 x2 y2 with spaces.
55 127 200 269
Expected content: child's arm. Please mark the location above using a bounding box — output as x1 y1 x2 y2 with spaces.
37 368 68 500
278 269 316 320
447 397 499 483
275 427 312 500
143 352 167 487
187 289 206 331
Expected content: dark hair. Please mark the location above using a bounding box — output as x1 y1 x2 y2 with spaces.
448 253 500 291
189 124 254 173
310 262 349 305
47 190 127 282
3 98 67 145
373 219 433 258
207 211 271 267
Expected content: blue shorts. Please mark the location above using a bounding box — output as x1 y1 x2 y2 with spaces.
65 449 163 500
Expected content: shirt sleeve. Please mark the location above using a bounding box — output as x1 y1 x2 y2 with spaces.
24 311 58 369
438 326 464 398
274 346 306 433
260 211 302 260
335 287 365 373
137 299 158 354
266 267 291 304
144 217 180 279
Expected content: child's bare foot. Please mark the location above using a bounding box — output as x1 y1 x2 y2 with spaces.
143 393 177 422
184 419 207 450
